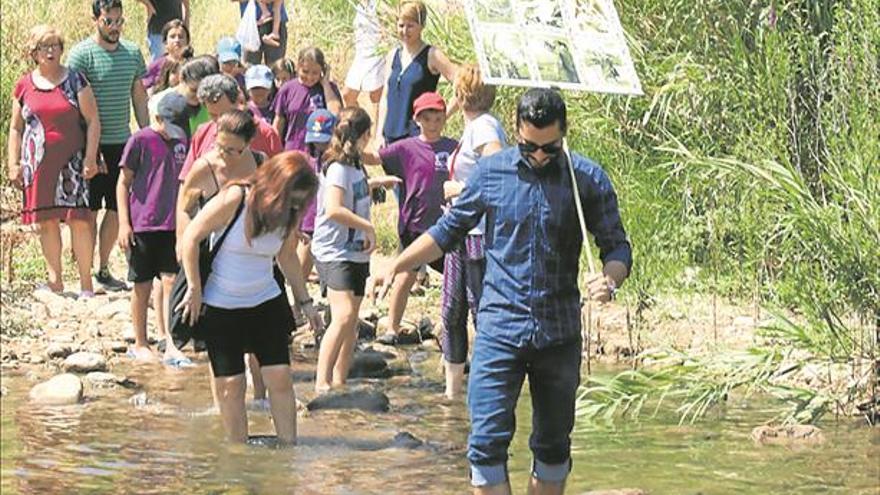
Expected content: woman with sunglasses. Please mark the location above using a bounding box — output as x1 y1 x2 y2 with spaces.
7 25 100 297
177 109 261 241
177 108 282 405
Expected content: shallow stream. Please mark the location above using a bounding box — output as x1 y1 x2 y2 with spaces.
1 351 877 494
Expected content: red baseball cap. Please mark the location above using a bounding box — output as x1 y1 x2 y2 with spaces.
413 92 446 117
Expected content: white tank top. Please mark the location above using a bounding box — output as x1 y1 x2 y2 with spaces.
203 202 286 308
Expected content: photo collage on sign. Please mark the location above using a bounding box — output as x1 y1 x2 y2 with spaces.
465 0 643 95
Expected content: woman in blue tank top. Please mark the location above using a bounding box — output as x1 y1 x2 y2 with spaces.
379 0 458 144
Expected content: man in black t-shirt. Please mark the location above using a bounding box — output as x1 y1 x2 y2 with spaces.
138 0 189 61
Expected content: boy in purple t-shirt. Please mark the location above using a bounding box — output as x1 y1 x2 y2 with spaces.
364 92 458 345
116 92 190 364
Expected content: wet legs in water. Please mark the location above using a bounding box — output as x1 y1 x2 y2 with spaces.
213 364 296 444
315 289 362 392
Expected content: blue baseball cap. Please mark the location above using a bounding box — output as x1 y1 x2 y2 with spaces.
245 64 273 90
216 36 241 64
305 109 337 144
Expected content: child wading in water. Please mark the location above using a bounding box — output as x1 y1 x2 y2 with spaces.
311 107 399 392
363 92 457 345
116 91 191 365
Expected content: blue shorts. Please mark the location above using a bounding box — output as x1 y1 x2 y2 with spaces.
467 333 582 487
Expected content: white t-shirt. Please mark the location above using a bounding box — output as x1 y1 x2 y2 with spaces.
451 113 507 235
311 161 372 263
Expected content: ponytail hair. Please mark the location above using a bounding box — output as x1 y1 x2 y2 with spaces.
322 107 372 171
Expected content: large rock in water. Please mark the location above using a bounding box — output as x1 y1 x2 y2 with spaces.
307 389 390 413
348 352 391 378
63 352 107 373
750 425 825 445
29 373 83 405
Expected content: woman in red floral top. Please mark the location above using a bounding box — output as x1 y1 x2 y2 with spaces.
6 25 101 296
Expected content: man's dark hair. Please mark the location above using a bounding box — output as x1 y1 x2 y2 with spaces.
516 88 567 133
92 0 123 18
181 55 220 85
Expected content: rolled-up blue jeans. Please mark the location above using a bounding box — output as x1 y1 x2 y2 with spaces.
467 332 582 487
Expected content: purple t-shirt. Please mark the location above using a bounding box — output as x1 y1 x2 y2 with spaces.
272 79 340 152
247 100 276 126
142 54 167 90
379 136 457 236
299 152 323 234
120 127 188 232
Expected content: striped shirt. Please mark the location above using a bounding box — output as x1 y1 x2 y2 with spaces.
428 147 633 349
67 37 146 145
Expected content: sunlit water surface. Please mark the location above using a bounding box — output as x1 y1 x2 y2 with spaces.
2 352 877 494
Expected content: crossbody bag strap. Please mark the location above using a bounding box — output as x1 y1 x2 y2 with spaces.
208 185 247 261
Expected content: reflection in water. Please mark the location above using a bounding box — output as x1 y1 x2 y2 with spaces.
1 353 878 494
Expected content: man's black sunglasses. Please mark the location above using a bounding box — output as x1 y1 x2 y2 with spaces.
518 139 563 155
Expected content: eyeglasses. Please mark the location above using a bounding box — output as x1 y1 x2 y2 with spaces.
215 143 246 156
100 17 125 27
35 43 62 53
518 139 563 156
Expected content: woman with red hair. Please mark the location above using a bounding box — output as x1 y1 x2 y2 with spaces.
177 150 323 444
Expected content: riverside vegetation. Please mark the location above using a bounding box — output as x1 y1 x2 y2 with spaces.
1 0 877 427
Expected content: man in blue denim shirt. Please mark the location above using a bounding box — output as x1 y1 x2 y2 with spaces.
382 88 632 494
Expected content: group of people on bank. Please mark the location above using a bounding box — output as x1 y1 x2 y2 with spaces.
7 1 632 494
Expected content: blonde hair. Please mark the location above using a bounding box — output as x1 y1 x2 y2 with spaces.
455 64 496 113
27 25 64 62
398 1 427 26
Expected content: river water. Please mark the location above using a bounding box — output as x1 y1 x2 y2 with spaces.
1 351 877 494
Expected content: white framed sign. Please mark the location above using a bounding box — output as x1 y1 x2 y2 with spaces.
464 0 643 95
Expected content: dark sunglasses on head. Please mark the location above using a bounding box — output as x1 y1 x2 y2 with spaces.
518 139 563 155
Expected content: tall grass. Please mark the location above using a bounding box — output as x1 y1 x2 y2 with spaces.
1 0 877 421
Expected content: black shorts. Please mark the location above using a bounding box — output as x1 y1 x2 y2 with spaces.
400 230 444 273
200 294 292 377
315 260 370 297
89 143 125 211
126 231 179 283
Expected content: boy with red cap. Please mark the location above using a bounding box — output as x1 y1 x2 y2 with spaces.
363 91 457 344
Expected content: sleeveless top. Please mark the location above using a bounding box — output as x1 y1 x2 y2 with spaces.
203 198 286 308
382 45 439 143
